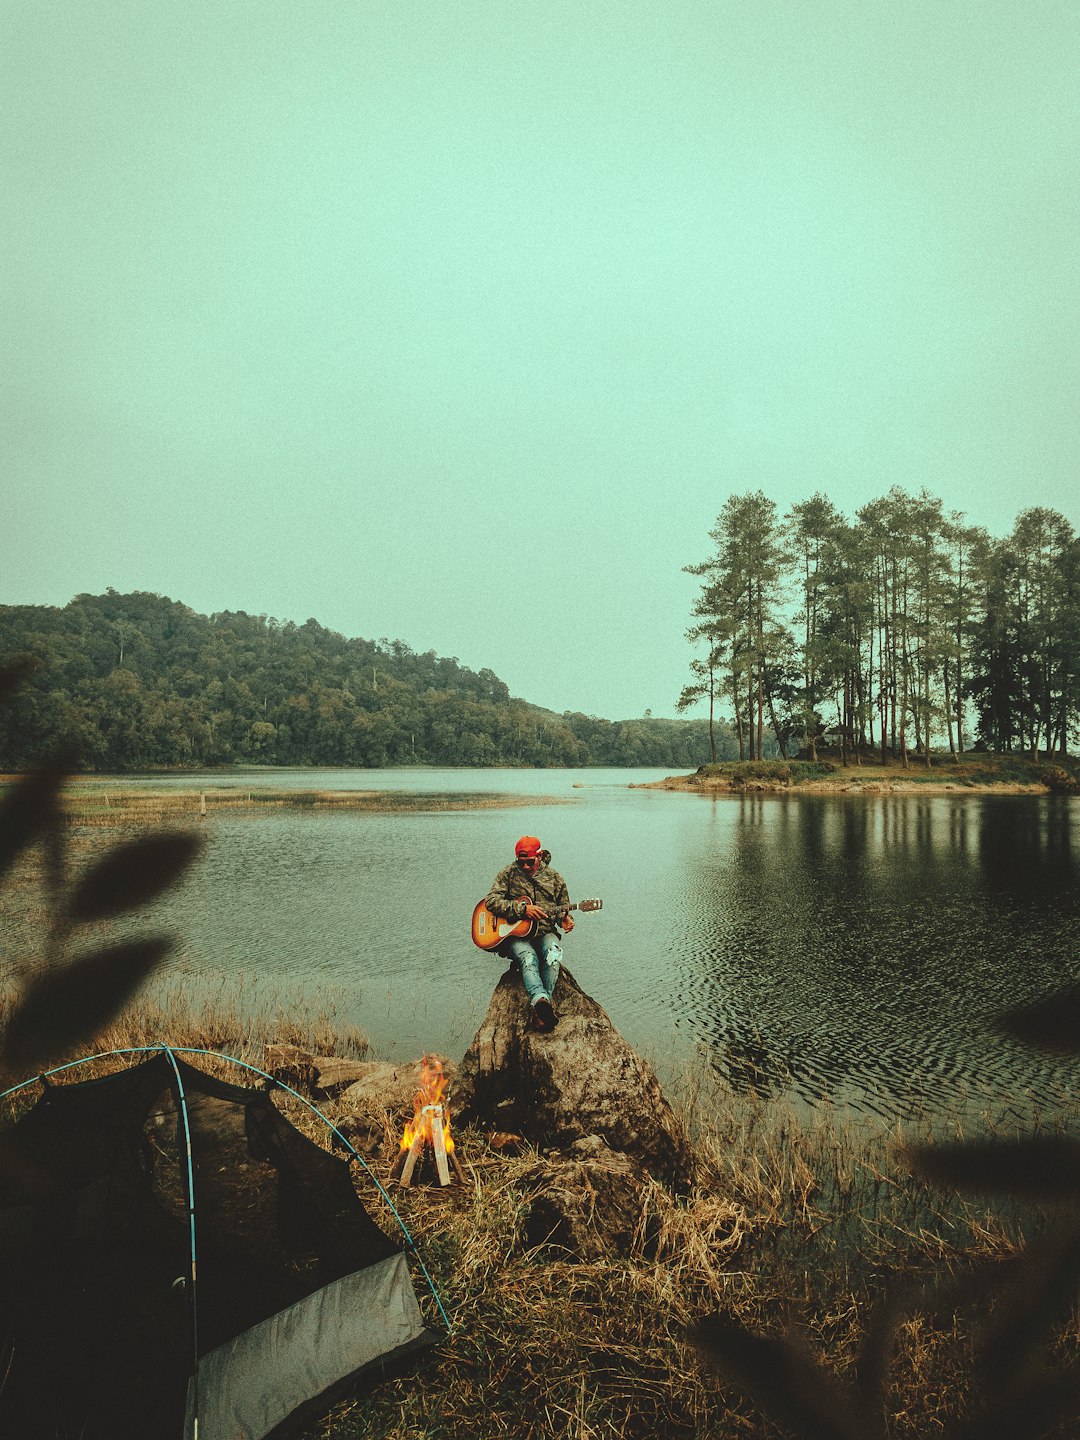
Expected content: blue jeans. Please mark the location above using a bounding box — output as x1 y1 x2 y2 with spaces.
504 932 562 1007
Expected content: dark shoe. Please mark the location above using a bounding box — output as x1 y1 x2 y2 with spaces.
532 998 556 1032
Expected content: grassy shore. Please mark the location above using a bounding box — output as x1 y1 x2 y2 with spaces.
4 990 1073 1440
649 753 1080 797
311 1079 1076 1440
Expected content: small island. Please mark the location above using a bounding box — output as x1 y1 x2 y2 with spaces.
645 754 1080 795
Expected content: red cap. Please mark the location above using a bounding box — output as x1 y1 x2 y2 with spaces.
515 835 542 857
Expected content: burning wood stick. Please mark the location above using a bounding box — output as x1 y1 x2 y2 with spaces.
428 1105 450 1186
398 1126 426 1187
389 1148 408 1183
394 1055 464 1187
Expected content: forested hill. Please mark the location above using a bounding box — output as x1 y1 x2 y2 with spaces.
0 591 726 771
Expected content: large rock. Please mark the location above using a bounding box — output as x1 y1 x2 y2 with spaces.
453 967 692 1188
341 1058 457 1116
263 1048 381 1099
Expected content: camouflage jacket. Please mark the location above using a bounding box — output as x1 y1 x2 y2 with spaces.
484 859 570 937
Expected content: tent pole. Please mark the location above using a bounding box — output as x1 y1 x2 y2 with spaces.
163 1045 201 1440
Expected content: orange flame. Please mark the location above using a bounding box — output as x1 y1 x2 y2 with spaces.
400 1054 455 1155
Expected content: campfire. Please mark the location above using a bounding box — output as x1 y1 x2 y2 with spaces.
390 1056 465 1188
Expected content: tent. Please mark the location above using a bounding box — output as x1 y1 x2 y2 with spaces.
0 1045 443 1439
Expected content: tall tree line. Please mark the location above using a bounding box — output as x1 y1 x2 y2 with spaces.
0 590 730 771
682 490 1080 763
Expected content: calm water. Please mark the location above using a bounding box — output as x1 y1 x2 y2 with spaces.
42 770 1080 1123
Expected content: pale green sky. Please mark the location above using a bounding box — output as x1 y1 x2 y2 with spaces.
3 2 1078 719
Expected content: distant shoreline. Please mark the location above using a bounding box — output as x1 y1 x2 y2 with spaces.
2 762 1074 815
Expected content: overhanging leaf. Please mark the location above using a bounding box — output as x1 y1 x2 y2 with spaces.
65 831 203 922
993 988 1080 1055
975 1229 1080 1395
0 761 67 883
903 1137 1080 1199
852 1283 913 1408
688 1311 868 1440
1 937 172 1073
952 1363 1080 1440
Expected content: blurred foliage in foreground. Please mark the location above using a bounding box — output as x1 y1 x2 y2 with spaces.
0 660 202 1079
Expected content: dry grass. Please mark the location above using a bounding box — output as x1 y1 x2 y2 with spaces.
1 985 1074 1438
0 979 371 1094
292 1068 1073 1440
99 977 371 1066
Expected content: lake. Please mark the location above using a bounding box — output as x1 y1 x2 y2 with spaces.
36 769 1080 1125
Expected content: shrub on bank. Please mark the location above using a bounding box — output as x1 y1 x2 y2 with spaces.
696 760 837 785
1041 763 1080 794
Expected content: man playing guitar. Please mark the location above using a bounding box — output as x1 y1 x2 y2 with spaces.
482 835 574 1032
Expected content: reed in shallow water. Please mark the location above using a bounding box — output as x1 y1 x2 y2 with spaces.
0 979 371 1088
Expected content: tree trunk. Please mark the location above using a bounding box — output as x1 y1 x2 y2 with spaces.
708 667 717 764
732 670 745 760
944 660 956 756
853 647 865 764
765 678 787 760
866 617 876 755
899 633 910 769
840 696 852 766
756 659 765 762
745 579 755 761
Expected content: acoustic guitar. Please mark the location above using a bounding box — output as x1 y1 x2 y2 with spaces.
471 897 603 952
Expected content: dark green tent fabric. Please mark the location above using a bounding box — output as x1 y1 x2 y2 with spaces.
0 1053 436 1439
